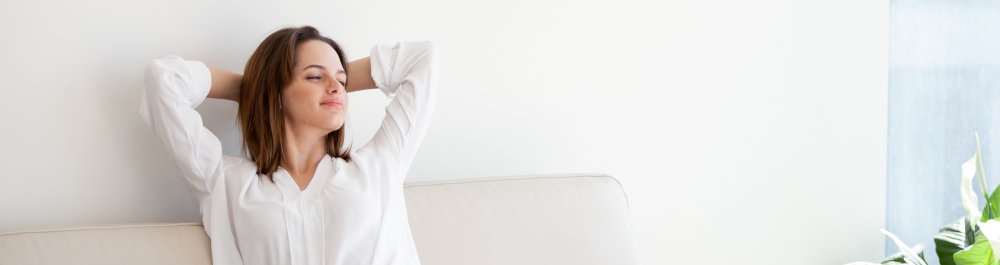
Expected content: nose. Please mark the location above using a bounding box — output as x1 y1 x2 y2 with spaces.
327 79 342 95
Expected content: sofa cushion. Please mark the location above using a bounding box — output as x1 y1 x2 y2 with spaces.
0 222 211 265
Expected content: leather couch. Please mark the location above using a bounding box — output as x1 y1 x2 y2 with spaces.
0 173 642 265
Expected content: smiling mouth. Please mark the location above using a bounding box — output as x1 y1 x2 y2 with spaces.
320 100 343 109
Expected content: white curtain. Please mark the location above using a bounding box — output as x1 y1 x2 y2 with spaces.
887 1 1000 264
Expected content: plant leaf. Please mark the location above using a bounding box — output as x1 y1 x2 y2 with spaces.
954 233 998 265
882 229 928 265
883 243 925 264
984 184 1000 223
938 217 971 265
975 220 985 250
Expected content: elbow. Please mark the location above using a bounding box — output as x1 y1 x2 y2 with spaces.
143 56 183 90
410 41 438 78
141 55 209 106
140 55 202 118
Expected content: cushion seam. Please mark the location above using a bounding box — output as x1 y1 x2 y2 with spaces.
0 222 204 237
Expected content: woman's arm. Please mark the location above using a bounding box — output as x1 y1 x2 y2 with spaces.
140 56 227 207
347 57 378 93
207 67 242 101
206 57 375 99
358 42 438 183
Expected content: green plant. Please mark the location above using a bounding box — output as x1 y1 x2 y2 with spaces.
848 134 1000 265
844 229 926 265
936 134 1000 265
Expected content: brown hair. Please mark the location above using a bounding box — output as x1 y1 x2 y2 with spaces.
239 26 351 179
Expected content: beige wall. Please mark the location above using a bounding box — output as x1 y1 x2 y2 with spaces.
0 0 888 264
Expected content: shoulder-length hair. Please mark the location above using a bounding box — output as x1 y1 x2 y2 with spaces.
239 26 351 179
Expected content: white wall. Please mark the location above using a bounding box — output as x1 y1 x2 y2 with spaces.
0 0 888 264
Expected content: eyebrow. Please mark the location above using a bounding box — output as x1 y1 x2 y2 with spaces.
303 64 345 74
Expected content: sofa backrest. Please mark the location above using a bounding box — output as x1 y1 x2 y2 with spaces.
0 173 640 265
404 173 641 265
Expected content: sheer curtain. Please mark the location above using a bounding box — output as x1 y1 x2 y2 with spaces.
887 1 1000 264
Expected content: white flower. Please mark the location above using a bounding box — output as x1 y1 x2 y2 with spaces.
961 133 987 223
978 220 1000 264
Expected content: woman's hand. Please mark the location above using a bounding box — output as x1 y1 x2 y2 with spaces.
208 66 242 101
207 56 373 101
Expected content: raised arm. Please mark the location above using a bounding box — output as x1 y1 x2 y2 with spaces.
139 56 227 212
357 41 439 183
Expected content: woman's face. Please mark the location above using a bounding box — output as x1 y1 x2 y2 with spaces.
282 40 348 134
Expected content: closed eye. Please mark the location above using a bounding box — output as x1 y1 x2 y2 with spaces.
307 76 321 80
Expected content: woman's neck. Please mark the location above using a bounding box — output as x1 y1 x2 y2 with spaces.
280 124 328 185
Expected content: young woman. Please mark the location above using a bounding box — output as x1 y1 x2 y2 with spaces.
140 26 437 265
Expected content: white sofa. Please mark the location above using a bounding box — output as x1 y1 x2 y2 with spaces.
0 173 642 265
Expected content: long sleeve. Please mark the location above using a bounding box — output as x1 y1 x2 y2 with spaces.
139 55 226 214
359 41 439 182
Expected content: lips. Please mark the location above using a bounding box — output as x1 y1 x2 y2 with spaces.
320 98 343 109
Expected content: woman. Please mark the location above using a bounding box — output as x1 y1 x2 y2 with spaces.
140 26 437 265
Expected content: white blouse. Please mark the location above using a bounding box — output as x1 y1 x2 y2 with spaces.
139 42 437 265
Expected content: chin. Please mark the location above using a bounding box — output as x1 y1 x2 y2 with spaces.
325 122 345 132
